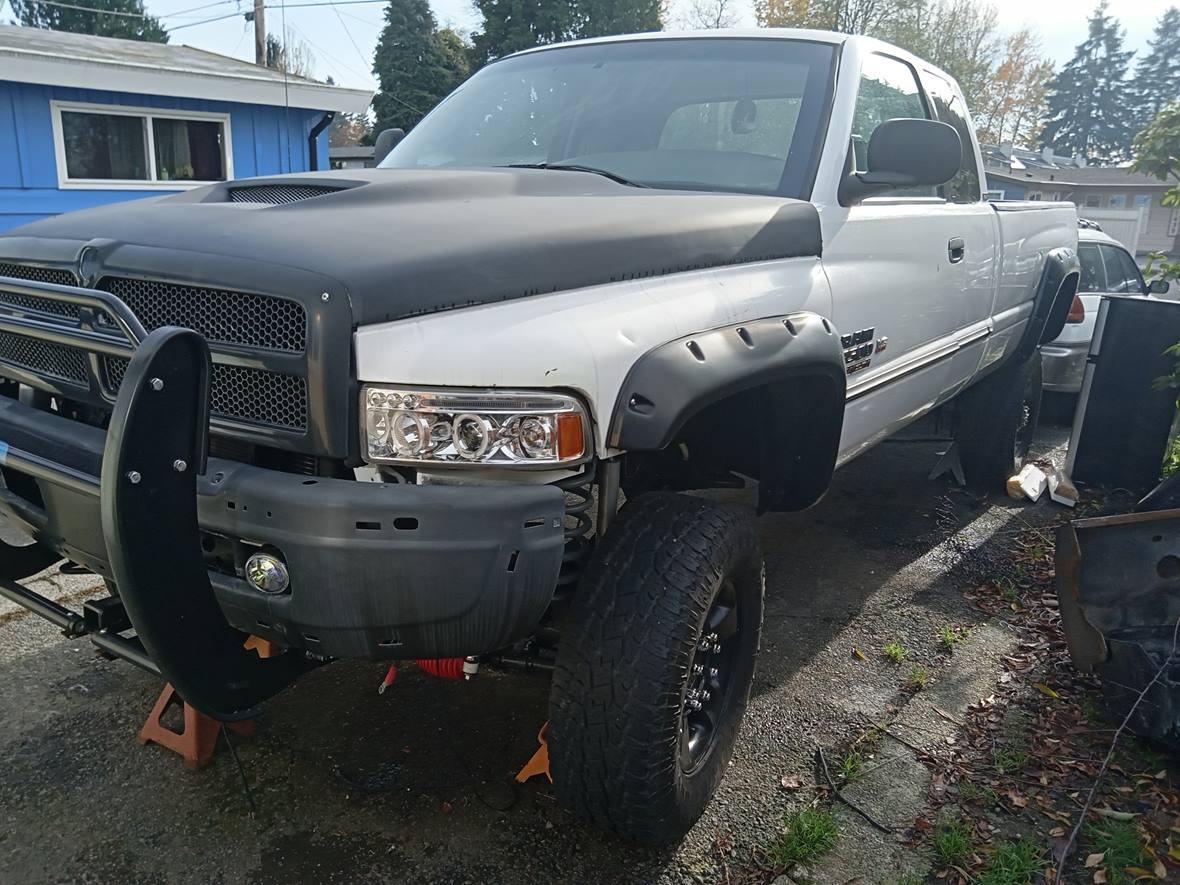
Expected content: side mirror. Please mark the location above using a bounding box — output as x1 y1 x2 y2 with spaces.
839 118 962 206
373 128 405 165
1149 278 1171 295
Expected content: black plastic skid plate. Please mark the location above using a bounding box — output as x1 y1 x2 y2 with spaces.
100 327 313 720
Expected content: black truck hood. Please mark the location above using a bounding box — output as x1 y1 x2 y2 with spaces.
1 168 822 324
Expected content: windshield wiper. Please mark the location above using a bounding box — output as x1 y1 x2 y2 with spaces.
504 163 649 188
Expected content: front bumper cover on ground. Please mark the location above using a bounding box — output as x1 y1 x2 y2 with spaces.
0 275 566 719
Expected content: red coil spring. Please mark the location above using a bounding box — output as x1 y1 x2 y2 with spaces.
416 657 465 679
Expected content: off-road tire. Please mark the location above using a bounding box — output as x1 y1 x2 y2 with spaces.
548 492 764 845
955 349 1043 492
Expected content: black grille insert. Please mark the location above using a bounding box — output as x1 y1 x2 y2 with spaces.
96 277 307 353
0 264 81 319
0 332 88 383
228 185 340 205
105 358 308 431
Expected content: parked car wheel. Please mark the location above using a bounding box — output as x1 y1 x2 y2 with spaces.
548 492 764 845
955 350 1043 492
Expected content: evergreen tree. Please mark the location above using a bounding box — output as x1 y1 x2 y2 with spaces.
1039 1 1136 163
371 0 469 133
574 0 662 39
469 0 573 66
10 0 168 42
1133 7 1180 131
470 0 662 66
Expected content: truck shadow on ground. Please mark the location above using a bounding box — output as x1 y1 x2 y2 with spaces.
0 428 1043 885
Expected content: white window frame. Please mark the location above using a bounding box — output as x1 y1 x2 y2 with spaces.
1109 194 1127 208
50 100 233 190
984 188 1005 201
1027 190 1043 201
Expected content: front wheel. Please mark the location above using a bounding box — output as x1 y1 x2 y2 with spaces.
548 492 764 844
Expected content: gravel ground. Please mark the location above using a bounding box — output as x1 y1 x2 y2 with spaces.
0 421 1069 885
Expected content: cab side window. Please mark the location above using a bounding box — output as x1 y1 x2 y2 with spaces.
1099 244 1146 294
920 71 982 203
850 54 934 197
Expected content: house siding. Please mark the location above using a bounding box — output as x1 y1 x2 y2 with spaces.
0 80 330 233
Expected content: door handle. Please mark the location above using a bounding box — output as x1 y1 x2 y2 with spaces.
948 237 965 264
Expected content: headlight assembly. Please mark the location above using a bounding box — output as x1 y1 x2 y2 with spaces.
362 387 589 467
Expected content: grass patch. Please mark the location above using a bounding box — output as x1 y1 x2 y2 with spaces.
976 838 1042 885
838 750 863 782
764 807 839 869
905 665 932 691
882 642 909 664
894 874 924 885
992 745 1029 774
933 818 972 867
1087 820 1147 885
938 624 965 650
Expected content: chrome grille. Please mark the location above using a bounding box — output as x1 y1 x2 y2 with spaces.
0 264 81 318
228 185 339 205
0 332 87 383
105 358 308 431
96 277 306 353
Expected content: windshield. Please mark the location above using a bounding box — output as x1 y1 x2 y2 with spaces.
381 38 836 198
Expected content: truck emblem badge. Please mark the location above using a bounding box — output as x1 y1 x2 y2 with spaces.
842 327 875 374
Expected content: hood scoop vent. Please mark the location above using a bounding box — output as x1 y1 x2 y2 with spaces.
227 184 342 205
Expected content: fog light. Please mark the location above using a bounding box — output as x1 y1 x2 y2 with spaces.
244 552 290 594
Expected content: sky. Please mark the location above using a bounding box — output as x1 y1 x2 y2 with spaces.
8 0 1175 93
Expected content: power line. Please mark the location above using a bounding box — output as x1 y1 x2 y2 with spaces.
329 1 369 72
17 0 150 19
166 0 387 32
166 9 245 30
17 0 387 30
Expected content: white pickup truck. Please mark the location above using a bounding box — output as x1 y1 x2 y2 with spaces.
0 29 1077 843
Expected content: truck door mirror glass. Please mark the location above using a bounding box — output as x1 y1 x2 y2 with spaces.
373 128 406 165
1150 279 1172 295
839 118 961 206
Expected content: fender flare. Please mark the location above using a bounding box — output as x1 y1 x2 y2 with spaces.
1016 246 1082 361
608 312 847 511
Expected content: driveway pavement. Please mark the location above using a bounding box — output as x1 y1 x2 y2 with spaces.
0 422 1068 885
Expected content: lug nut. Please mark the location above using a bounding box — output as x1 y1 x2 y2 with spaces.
172 459 187 472
709 667 719 679
692 663 705 676
149 378 163 391
686 698 702 711
126 470 141 484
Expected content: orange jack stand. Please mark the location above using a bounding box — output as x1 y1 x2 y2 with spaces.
515 722 552 784
138 637 269 769
138 683 255 770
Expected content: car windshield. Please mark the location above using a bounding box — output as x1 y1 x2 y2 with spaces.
380 38 836 198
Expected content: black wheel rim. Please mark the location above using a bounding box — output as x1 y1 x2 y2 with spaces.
679 577 741 773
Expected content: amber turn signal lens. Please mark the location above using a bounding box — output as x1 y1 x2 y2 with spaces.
556 413 585 460
1066 293 1085 324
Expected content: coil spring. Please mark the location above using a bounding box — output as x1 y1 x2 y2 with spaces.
556 465 595 589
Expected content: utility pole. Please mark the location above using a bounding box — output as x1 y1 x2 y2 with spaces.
253 0 266 66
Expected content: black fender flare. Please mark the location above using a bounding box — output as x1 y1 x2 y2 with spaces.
608 312 846 511
1016 246 1082 361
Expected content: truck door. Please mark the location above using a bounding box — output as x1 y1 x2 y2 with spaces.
917 68 998 400
822 52 996 463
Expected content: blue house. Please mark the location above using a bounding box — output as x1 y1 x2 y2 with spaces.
0 25 371 233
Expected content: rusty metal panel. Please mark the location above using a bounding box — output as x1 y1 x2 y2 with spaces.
1056 509 1180 744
